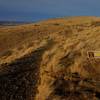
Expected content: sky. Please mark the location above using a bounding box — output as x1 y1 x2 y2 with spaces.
0 0 100 21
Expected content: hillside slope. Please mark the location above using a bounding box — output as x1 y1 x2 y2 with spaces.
0 16 100 100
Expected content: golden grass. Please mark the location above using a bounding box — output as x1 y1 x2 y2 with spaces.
0 16 100 100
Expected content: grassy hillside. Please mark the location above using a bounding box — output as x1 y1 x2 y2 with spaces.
0 16 100 100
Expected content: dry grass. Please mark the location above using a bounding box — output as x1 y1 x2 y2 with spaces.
0 16 100 100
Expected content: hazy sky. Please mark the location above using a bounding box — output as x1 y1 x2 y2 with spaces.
0 0 100 21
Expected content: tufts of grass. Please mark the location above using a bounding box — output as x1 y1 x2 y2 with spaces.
0 49 13 58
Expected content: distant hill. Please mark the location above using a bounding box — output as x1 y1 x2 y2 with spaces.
0 21 31 26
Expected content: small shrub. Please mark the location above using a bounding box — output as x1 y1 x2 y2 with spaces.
53 23 60 26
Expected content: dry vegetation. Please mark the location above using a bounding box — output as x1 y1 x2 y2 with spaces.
0 16 100 100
